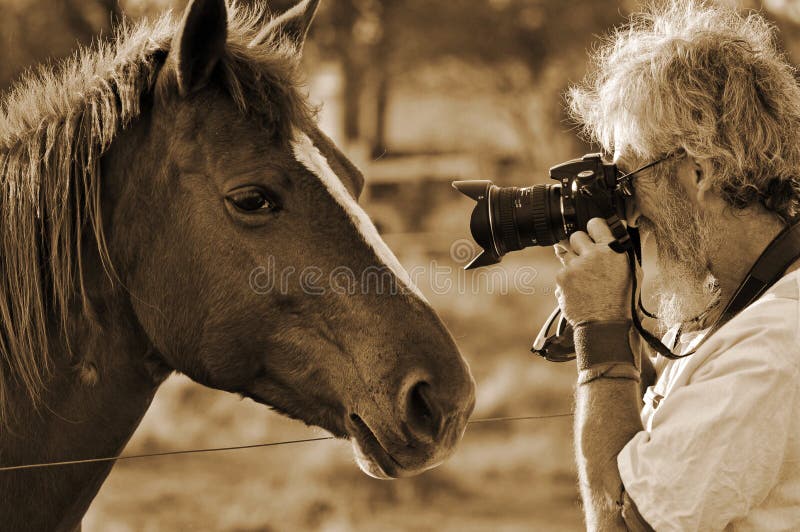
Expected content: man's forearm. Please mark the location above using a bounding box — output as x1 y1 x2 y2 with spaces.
576 369 644 530
573 322 645 531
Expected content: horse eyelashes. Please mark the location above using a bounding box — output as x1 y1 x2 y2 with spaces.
227 187 278 213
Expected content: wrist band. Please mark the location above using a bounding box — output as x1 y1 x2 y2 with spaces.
574 320 637 371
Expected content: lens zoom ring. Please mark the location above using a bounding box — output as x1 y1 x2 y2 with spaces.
530 186 557 246
498 188 521 251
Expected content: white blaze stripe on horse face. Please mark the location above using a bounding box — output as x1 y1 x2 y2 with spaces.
291 131 427 301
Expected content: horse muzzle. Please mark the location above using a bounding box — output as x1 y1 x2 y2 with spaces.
345 378 475 479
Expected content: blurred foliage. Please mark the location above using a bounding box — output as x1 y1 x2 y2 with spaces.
2 0 799 164
3 0 799 92
0 0 119 87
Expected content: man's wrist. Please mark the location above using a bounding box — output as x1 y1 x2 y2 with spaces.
577 362 641 385
573 320 639 373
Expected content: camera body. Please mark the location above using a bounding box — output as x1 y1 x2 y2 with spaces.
454 153 630 269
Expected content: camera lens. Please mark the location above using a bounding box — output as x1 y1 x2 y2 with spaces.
495 185 564 252
453 180 565 268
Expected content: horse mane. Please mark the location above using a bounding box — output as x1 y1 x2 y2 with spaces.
0 1 315 423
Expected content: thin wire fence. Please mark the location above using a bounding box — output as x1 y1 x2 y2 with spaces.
0 412 573 472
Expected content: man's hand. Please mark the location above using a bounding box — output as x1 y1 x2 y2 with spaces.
554 217 633 325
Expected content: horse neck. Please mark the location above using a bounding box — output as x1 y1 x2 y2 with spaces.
0 297 166 531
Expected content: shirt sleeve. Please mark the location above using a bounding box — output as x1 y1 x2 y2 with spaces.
617 299 799 532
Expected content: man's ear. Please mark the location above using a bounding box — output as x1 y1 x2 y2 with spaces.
170 0 228 97
249 0 320 51
692 157 716 202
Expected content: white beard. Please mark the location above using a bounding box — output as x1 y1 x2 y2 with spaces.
648 249 719 331
638 184 721 331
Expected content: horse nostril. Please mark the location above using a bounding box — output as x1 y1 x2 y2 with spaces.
406 381 443 441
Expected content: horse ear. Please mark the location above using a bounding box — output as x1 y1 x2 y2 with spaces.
171 0 228 96
249 0 320 51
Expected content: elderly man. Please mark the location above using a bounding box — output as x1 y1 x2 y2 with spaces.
556 1 800 530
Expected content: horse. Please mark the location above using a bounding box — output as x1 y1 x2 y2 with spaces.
0 0 476 529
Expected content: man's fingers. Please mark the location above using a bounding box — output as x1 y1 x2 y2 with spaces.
569 231 594 254
554 244 574 265
586 217 615 244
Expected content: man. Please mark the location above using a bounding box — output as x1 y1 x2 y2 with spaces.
555 1 800 530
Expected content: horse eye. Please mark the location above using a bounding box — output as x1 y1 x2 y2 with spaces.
226 188 278 213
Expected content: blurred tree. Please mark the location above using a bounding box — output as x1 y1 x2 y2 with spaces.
327 0 365 143
349 0 800 163
307 0 380 147
0 0 121 89
344 0 624 163
3 0 798 163
371 0 399 157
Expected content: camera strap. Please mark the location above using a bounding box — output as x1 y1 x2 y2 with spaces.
532 220 800 362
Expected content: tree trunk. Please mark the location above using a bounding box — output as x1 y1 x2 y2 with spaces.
370 0 399 158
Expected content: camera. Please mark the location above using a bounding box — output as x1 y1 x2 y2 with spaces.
453 152 639 362
453 153 634 269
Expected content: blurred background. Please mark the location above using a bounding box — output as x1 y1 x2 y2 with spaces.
2 0 799 530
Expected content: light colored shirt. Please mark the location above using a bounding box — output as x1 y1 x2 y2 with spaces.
617 269 800 531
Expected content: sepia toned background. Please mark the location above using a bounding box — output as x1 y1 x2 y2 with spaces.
2 1 799 530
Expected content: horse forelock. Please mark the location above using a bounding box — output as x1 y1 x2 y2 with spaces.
0 1 314 424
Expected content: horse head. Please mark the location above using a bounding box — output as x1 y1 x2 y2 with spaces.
102 0 475 479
